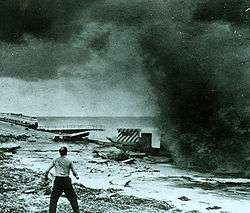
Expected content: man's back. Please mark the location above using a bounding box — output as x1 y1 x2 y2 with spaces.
53 156 72 177
45 147 80 213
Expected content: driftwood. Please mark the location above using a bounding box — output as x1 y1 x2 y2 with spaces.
122 158 135 164
124 180 131 187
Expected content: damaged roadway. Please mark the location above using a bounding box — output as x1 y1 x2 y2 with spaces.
1 121 250 213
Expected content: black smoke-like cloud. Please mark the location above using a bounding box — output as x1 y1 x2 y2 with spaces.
0 0 96 80
0 0 250 171
84 0 250 170
0 0 94 42
193 0 249 25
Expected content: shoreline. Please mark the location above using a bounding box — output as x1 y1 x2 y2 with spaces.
1 121 250 212
0 155 173 213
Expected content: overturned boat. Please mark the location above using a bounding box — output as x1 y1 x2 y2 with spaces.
53 131 90 142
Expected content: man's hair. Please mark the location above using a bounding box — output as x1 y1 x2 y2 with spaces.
59 146 68 156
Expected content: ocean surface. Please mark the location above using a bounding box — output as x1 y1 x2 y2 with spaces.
37 116 159 129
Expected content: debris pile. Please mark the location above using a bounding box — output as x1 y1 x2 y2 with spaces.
0 134 29 143
0 145 21 153
0 156 175 212
0 159 40 213
74 184 174 213
93 146 129 161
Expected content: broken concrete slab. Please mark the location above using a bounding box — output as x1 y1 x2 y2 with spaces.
178 196 191 201
88 159 110 164
122 158 135 164
24 189 36 194
93 146 129 161
206 206 222 210
143 156 172 164
127 151 146 158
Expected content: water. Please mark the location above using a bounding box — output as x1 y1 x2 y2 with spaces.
37 116 161 147
37 116 158 129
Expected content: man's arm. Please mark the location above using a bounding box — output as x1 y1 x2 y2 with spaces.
44 160 55 180
70 162 79 179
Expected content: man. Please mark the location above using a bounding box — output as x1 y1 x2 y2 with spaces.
45 146 80 213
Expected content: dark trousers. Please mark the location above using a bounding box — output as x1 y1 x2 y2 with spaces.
49 176 80 213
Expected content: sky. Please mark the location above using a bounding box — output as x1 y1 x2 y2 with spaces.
0 0 160 117
0 0 249 117
0 77 158 117
1 0 250 169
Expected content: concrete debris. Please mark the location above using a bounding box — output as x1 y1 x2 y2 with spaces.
74 184 174 212
0 134 29 143
93 146 129 161
124 180 132 187
171 209 183 212
127 151 146 158
0 121 235 213
122 158 135 164
178 196 191 201
28 138 36 142
143 156 172 164
88 159 110 164
206 206 222 210
24 189 36 194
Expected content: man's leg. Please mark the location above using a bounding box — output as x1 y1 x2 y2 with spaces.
49 178 63 213
63 178 80 213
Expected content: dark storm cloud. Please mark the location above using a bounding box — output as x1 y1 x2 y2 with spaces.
83 0 250 169
0 37 90 80
0 0 97 80
193 0 249 25
0 0 94 42
0 0 250 169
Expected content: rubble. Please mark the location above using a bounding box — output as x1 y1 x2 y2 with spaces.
0 134 29 143
93 146 129 161
0 151 6 159
206 206 222 210
93 146 153 162
0 121 238 213
88 159 110 164
124 180 132 187
74 184 174 212
0 153 174 213
143 156 172 164
178 196 191 201
28 138 36 143
122 158 135 164
0 145 21 153
127 151 146 158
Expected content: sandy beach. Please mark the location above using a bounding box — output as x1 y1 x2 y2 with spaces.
1 120 250 213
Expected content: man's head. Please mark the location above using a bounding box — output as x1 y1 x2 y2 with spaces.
59 146 68 156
